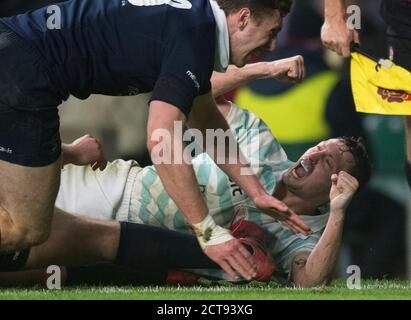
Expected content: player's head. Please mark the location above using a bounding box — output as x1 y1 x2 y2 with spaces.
282 137 371 206
217 0 292 67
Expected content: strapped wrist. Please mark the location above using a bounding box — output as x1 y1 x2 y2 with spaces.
192 215 234 249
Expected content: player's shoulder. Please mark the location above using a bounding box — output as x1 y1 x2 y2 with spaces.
168 0 216 29
227 102 270 131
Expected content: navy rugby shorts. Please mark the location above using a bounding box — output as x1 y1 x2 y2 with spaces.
0 22 62 167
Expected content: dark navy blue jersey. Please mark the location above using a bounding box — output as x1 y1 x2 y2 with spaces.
381 0 411 38
0 0 217 116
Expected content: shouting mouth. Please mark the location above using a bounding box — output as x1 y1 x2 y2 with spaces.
292 159 313 179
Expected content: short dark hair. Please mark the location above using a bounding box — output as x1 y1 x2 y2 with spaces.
338 136 372 189
216 0 293 18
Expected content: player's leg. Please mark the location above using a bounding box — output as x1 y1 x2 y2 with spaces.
0 22 63 266
0 264 167 287
0 160 61 253
0 268 65 287
24 208 218 271
25 208 119 268
0 106 62 265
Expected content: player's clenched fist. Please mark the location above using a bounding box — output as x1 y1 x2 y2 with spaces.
266 55 306 84
63 134 107 170
329 171 359 213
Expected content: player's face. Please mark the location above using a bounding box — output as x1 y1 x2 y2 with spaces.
230 10 282 67
282 139 356 200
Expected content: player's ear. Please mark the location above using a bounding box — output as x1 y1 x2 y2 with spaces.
237 8 251 30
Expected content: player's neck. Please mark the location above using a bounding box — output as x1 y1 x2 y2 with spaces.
273 182 318 215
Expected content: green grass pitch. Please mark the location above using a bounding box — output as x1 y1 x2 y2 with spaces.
0 279 410 300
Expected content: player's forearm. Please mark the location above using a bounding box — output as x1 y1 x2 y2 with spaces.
148 125 209 224
211 63 270 98
294 210 345 287
154 162 209 224
324 0 346 21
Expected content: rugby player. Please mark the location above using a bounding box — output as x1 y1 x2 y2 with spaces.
0 62 371 287
0 0 310 278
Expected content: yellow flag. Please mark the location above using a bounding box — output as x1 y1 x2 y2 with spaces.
351 52 411 115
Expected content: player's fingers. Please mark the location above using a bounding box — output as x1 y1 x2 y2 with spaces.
237 242 256 267
270 199 288 213
337 172 358 189
300 58 306 82
341 43 351 58
338 179 357 194
339 172 358 186
353 30 361 44
287 211 312 234
91 161 99 171
99 157 108 170
218 260 237 280
297 56 304 82
288 67 298 82
282 219 311 236
327 40 341 56
227 254 253 281
282 217 307 235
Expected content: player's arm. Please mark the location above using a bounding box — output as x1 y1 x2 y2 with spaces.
187 93 311 236
61 134 107 170
291 171 359 287
211 56 305 98
147 100 257 280
405 116 411 187
321 0 360 57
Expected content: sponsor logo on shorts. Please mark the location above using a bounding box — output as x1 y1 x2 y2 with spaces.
186 70 200 91
377 87 411 103
128 86 140 96
0 146 12 154
13 251 20 261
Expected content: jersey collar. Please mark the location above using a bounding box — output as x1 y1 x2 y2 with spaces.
209 0 230 72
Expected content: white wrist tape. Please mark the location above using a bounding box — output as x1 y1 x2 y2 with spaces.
192 215 234 249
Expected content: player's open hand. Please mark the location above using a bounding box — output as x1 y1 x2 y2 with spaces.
64 134 107 170
321 19 360 57
204 238 257 281
329 171 359 213
267 55 305 84
253 194 312 235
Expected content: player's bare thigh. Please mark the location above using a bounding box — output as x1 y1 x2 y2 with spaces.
25 208 120 269
0 157 61 252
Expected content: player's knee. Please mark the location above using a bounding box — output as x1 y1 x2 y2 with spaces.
1 223 50 251
0 203 53 251
22 225 51 247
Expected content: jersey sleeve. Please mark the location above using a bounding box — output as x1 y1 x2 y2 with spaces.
275 234 320 277
150 23 215 117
